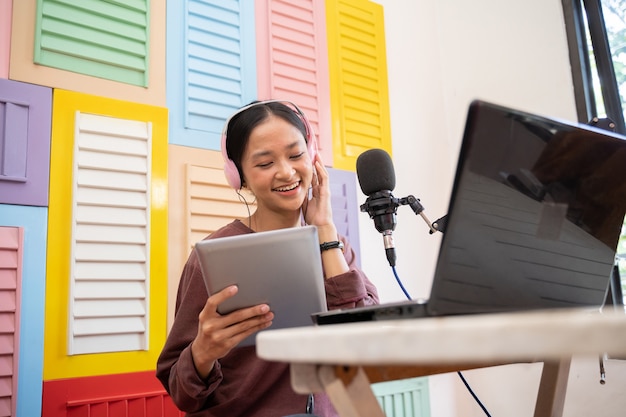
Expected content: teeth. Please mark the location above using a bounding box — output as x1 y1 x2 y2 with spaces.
274 182 299 192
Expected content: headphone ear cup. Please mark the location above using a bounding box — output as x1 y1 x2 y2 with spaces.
223 158 241 189
221 132 242 189
307 134 317 162
302 115 318 162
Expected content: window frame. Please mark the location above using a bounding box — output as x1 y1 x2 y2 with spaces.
562 0 626 134
562 0 626 308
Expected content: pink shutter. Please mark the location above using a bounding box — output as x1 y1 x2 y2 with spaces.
0 226 23 417
0 1 11 78
255 0 332 165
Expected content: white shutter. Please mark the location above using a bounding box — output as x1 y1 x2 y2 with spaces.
68 112 151 355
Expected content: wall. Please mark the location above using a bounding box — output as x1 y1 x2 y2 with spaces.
2 0 624 416
369 1 626 417
0 0 387 415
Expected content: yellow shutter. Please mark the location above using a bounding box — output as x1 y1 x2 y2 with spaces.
326 0 392 171
45 89 168 379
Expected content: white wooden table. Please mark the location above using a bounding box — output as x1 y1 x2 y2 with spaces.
256 308 626 417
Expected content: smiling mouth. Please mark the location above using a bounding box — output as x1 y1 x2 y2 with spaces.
273 181 300 192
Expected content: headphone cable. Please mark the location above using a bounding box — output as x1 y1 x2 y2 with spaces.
391 266 493 417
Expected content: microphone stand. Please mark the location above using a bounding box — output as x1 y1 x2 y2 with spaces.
430 214 448 234
399 195 439 234
360 193 446 237
360 192 447 266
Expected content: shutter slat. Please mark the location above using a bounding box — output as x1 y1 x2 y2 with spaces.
74 243 147 263
75 262 147 280
76 188 147 209
74 281 146 300
74 299 146 318
76 170 148 191
72 334 144 354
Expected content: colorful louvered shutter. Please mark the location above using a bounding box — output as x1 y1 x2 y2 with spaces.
0 79 52 207
255 0 332 164
325 0 392 171
167 0 257 149
372 377 431 417
46 90 167 379
41 371 184 417
67 112 152 355
185 160 256 248
34 0 150 86
328 168 361 265
0 1 10 78
0 226 22 417
0 205 48 417
167 145 255 329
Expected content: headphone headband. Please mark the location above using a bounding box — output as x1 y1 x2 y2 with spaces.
221 100 318 189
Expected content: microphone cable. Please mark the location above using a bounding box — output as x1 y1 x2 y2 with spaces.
391 265 493 417
392 265 412 300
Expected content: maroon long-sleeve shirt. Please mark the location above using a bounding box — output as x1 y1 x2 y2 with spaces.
156 220 379 416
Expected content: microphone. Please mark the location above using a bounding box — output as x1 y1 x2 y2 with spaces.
356 149 441 267
356 149 400 267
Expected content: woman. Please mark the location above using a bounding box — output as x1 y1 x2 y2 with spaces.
156 100 379 416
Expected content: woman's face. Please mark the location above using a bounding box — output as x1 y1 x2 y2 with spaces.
240 115 313 215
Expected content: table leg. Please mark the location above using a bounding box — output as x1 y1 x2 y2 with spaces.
533 358 571 417
317 365 386 417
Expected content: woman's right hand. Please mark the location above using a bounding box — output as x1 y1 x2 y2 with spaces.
190 285 274 378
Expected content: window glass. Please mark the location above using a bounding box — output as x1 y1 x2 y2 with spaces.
586 1 626 121
582 0 626 305
602 1 626 304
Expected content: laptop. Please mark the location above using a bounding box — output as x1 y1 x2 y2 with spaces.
195 225 327 345
313 99 626 325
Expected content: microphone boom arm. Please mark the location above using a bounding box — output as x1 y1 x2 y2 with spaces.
399 195 438 234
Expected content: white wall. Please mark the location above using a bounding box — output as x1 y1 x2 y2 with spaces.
362 1 626 416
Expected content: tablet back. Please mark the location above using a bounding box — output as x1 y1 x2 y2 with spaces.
194 225 327 346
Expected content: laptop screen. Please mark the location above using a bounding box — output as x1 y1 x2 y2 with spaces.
428 100 626 316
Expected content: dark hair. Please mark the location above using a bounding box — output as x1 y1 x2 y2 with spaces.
225 101 308 186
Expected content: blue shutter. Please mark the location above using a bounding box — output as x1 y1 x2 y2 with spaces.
167 0 257 150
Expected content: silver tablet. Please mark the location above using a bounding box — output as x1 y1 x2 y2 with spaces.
194 225 327 346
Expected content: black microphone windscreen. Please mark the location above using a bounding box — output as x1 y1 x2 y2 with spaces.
356 149 396 196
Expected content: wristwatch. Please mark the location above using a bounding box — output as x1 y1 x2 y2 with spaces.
320 240 344 252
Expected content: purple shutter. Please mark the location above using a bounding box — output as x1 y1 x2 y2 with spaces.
0 79 52 206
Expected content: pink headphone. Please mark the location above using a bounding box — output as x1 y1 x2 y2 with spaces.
221 100 318 189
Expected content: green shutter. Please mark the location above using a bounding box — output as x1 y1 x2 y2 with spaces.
371 377 431 417
34 0 150 86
